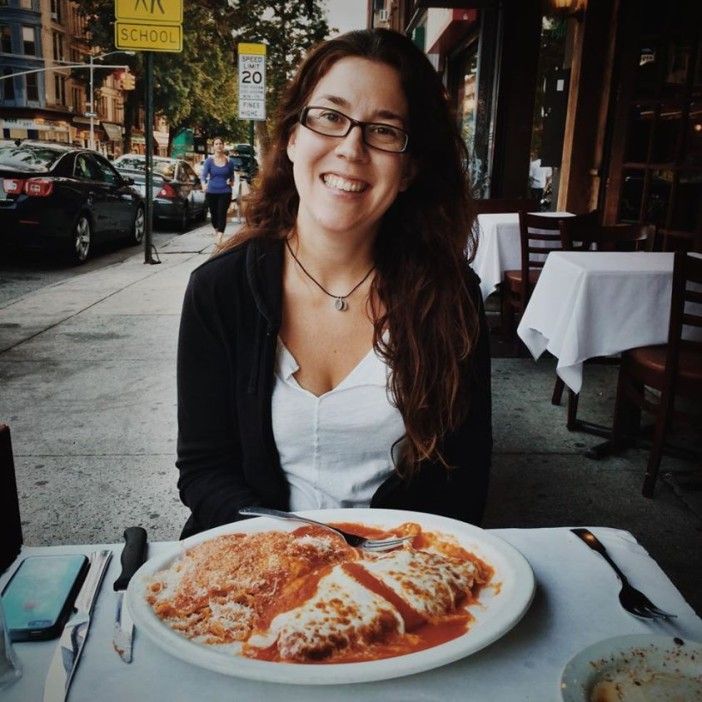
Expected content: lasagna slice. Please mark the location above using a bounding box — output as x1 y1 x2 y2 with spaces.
246 564 404 662
357 548 482 620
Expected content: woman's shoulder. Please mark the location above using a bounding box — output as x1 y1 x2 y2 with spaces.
189 237 282 290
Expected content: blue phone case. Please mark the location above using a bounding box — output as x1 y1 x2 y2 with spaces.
1 554 89 641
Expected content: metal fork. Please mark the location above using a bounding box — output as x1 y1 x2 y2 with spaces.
238 507 414 551
571 528 676 621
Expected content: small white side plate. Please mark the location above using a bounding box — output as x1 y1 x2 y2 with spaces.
560 634 702 701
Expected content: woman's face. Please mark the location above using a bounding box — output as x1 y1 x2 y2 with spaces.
213 139 224 153
287 57 413 243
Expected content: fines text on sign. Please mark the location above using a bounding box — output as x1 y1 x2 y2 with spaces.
238 43 267 121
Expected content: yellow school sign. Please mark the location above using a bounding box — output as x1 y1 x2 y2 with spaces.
115 0 183 53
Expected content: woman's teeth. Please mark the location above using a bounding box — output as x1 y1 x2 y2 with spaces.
322 174 367 192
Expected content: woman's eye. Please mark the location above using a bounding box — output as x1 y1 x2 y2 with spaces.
370 125 396 137
320 111 341 123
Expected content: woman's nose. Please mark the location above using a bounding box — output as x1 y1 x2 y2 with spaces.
334 124 368 160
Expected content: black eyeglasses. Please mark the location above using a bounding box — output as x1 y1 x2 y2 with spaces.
299 106 409 153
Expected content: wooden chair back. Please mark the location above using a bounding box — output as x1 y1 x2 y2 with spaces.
560 220 655 252
659 228 702 253
474 198 539 215
666 251 702 380
516 210 598 311
0 424 23 573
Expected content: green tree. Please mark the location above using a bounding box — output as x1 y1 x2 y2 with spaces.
73 0 332 155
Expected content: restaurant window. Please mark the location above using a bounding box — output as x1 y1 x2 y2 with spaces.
1 25 11 53
448 39 482 193
611 0 702 235
528 16 569 211
1 68 15 100
25 72 38 101
22 25 36 56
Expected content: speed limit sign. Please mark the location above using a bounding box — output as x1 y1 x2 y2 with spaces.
238 43 266 120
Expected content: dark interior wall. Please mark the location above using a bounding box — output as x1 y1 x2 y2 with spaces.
489 0 542 197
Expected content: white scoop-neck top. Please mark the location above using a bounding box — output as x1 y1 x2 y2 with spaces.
271 338 406 511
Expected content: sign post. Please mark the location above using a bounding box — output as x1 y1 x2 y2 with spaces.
238 43 266 151
115 0 183 264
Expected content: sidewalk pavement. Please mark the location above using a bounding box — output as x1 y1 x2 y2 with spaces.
0 222 700 616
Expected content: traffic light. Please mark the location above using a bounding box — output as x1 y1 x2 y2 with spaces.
120 71 136 91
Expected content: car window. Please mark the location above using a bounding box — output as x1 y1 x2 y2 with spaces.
0 145 64 171
74 154 99 180
114 156 146 171
91 155 120 185
153 160 176 179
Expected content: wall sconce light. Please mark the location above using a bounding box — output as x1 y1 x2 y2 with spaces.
545 0 585 20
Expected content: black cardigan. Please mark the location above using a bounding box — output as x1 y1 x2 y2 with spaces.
176 237 492 538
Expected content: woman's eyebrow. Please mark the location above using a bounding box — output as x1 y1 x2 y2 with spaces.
315 94 405 123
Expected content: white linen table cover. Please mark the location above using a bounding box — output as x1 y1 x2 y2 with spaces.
471 211 572 300
3 527 701 702
517 251 677 394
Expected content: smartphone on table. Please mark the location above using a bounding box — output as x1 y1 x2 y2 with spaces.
1 554 89 641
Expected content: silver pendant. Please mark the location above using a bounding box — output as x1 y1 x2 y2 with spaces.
334 297 347 311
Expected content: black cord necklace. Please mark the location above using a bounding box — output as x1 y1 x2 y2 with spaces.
285 237 375 311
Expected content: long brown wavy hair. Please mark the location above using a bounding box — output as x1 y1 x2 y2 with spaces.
220 29 479 476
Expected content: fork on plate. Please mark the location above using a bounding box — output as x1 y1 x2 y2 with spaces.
571 528 676 621
238 507 414 552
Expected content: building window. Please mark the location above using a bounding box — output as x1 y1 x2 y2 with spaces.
51 0 62 23
22 26 36 56
54 74 65 105
1 25 11 53
52 31 64 61
2 69 15 100
71 86 82 112
26 72 38 101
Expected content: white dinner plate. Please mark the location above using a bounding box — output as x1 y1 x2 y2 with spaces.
126 508 534 684
560 634 702 701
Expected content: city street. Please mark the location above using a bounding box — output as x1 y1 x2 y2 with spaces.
1 227 186 307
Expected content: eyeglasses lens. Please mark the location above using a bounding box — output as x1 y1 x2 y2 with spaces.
303 107 407 153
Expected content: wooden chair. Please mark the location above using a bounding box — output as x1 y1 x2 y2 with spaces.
552 220 657 428
473 198 539 215
658 228 702 253
560 221 656 253
501 210 599 341
0 424 23 573
609 252 702 497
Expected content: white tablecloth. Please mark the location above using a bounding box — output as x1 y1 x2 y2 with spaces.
517 252 678 394
3 527 701 702
471 212 572 300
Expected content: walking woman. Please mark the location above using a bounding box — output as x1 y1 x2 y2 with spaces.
200 137 235 242
176 29 492 538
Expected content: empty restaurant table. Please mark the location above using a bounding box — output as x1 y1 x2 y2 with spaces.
516 251 685 395
471 211 571 300
2 525 702 701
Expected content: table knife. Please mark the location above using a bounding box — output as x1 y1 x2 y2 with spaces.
43 549 112 702
112 526 148 663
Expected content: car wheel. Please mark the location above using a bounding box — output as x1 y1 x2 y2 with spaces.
131 205 145 246
71 214 91 264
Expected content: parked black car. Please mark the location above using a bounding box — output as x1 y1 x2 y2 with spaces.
112 154 207 230
0 142 144 263
230 144 259 183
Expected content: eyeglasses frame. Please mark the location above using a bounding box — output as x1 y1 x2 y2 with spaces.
298 105 409 154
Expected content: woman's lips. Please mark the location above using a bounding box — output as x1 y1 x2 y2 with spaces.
321 173 369 193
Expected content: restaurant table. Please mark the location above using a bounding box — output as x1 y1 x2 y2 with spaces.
471 211 572 300
3 527 701 702
516 251 683 395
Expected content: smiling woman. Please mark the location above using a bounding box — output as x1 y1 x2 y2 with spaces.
176 29 491 539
